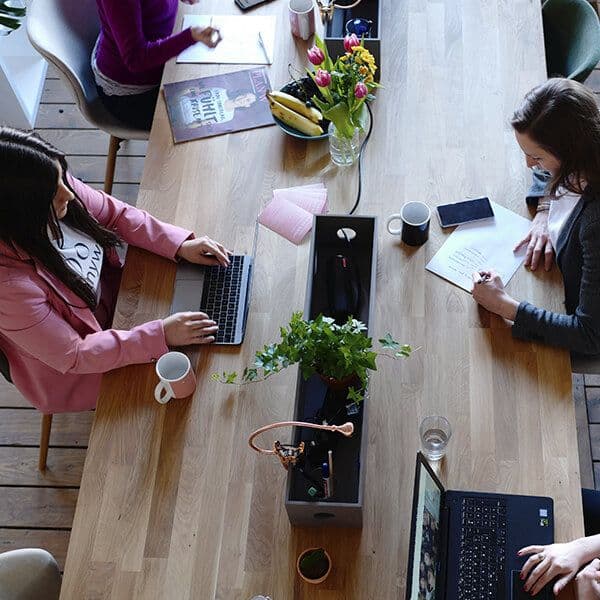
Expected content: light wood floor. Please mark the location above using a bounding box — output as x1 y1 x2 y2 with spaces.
3 51 600 572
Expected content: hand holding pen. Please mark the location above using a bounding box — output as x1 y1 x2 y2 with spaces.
471 269 519 321
191 18 222 48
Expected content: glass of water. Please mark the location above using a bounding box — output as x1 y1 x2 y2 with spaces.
419 416 452 461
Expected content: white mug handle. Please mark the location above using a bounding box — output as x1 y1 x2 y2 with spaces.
154 380 174 404
387 214 403 235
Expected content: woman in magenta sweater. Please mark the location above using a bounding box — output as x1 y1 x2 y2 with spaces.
93 0 221 130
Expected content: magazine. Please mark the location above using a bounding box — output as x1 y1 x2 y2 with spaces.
163 67 274 143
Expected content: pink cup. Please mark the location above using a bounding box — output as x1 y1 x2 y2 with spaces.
289 0 315 41
154 351 196 404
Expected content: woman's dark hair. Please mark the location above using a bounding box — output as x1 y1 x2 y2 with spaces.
0 127 121 309
511 78 600 196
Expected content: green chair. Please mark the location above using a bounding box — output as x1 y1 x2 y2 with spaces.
543 0 600 82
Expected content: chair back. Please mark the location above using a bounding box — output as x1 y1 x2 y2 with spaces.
0 348 11 384
543 0 600 82
26 0 148 139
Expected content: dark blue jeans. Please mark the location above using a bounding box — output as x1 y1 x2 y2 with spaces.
97 85 159 132
583 488 600 535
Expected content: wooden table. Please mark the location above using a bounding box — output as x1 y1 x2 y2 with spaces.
60 1 583 598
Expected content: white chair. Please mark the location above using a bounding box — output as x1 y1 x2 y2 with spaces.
26 0 148 194
0 549 61 600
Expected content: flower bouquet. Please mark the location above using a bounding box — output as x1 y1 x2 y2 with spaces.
306 34 379 141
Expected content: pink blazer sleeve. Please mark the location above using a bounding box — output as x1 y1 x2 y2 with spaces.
68 175 193 258
0 276 168 374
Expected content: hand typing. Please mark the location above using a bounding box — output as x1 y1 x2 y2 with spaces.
163 312 218 346
177 236 231 267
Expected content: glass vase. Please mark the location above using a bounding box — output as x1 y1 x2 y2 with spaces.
328 122 360 166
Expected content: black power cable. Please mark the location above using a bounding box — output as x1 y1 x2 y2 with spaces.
348 101 374 216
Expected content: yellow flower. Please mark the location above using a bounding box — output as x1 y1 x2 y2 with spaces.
359 65 369 76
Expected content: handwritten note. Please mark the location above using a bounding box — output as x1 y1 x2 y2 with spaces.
425 202 531 292
178 15 276 65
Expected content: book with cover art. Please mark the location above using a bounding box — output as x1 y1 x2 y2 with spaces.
163 67 274 143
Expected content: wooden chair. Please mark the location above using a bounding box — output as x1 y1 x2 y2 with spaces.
26 0 148 194
0 350 52 471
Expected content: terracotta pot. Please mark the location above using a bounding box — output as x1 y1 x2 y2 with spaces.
318 372 360 391
296 547 332 584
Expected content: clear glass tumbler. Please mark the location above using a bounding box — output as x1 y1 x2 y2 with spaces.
419 416 452 461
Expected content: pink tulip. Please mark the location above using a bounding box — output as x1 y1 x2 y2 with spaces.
307 46 325 65
354 82 368 99
315 69 331 87
343 33 360 52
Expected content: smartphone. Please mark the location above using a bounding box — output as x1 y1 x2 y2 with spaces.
436 197 494 228
234 0 274 10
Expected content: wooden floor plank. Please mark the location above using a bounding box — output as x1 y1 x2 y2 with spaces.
0 447 86 487
101 183 140 206
0 380 30 408
0 410 93 447
68 155 145 184
590 424 600 462
586 374 600 386
38 129 148 156
0 488 78 528
0 529 70 571
35 105 92 129
574 375 595 488
41 78 77 104
587 386 600 423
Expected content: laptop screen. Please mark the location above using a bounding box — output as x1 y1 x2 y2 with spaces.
408 458 443 600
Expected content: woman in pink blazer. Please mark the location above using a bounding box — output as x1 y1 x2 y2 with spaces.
0 128 230 413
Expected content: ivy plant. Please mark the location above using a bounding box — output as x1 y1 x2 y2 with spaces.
212 312 412 404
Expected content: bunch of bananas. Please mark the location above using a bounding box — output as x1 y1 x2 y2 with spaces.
267 91 324 137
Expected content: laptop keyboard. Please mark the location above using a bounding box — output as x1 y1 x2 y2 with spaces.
458 497 507 600
200 255 245 344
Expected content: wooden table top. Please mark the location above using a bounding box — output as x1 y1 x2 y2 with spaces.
60 1 583 598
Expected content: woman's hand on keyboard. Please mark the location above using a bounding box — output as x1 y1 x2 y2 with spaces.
518 540 590 596
177 236 231 267
164 312 218 346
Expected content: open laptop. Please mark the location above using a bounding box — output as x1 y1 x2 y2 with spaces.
405 452 554 600
170 254 253 345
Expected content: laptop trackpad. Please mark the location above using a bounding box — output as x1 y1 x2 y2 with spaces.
512 570 549 599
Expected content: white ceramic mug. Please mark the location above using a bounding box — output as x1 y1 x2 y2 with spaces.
154 352 196 404
289 0 315 41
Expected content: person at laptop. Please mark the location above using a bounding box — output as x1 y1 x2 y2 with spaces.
518 534 600 597
0 128 230 413
471 78 600 355
93 0 222 130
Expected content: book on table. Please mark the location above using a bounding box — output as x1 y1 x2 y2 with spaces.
163 67 274 144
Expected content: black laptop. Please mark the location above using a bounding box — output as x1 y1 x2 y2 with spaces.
170 254 253 345
405 452 554 600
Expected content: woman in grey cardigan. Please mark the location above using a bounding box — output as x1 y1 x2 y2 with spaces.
472 78 600 355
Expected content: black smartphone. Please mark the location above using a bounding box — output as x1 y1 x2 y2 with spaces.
234 0 274 10
436 197 494 228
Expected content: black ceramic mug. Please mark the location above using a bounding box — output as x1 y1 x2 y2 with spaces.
387 201 431 246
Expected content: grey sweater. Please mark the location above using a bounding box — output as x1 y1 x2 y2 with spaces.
512 170 600 354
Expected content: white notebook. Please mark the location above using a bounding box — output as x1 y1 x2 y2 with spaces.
177 15 276 65
426 202 532 292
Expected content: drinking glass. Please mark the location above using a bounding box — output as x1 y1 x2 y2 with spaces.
419 416 451 461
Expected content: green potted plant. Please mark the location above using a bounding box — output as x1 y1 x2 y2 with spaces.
296 547 331 584
212 312 412 404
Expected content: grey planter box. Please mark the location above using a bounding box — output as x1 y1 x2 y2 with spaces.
285 215 377 528
324 0 382 82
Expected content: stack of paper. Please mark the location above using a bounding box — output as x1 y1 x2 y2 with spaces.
178 15 276 65
258 183 328 244
425 202 531 292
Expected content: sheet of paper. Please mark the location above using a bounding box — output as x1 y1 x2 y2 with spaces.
258 197 314 244
425 202 531 292
259 184 328 244
273 188 328 215
178 15 276 65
